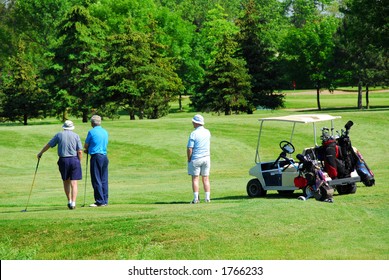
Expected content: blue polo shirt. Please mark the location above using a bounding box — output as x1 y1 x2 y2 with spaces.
187 126 211 160
85 126 108 155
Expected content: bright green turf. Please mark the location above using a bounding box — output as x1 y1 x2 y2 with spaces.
1 91 388 260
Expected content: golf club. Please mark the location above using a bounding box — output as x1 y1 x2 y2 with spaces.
82 153 88 207
21 157 40 212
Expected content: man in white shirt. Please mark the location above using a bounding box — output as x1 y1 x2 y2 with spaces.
187 114 211 204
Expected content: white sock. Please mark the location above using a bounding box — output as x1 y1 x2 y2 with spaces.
69 200 72 204
193 192 199 201
71 201 76 207
205 192 210 200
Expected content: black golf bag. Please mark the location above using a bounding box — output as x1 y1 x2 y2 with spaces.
319 120 375 186
296 154 334 202
320 138 345 179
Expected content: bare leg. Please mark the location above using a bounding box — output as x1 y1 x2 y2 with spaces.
70 180 78 205
191 175 200 202
192 175 200 192
202 176 210 192
63 179 71 201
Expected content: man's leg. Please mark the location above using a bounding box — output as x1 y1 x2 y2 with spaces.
192 175 200 202
70 180 78 208
101 156 109 205
202 176 210 202
63 179 72 208
90 155 105 205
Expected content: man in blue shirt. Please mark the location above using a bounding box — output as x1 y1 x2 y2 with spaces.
37 120 83 210
187 114 211 204
84 115 109 207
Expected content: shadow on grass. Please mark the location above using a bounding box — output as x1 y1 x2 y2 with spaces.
295 106 389 113
0 121 58 127
155 193 305 204
0 206 70 214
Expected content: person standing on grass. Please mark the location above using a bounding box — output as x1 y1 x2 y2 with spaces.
187 114 211 204
37 120 83 210
84 115 109 207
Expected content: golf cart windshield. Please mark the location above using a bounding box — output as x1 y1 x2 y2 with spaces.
255 114 341 163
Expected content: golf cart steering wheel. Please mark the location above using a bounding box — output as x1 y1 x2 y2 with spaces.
272 140 295 168
279 140 295 154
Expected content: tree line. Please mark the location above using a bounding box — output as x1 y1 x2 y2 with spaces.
0 0 387 124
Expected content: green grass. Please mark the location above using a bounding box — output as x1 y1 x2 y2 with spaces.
1 91 388 260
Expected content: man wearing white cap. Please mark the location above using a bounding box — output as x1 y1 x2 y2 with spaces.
37 120 83 209
187 114 211 203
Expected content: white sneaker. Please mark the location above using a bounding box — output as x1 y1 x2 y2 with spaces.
190 199 199 204
205 199 211 203
89 203 106 207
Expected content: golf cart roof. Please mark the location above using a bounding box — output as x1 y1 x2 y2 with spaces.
254 114 342 163
258 114 341 123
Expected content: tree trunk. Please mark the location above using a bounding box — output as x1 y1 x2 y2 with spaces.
62 110 68 122
82 110 88 123
178 93 183 111
365 85 370 109
316 87 321 111
357 81 363 109
24 114 28 125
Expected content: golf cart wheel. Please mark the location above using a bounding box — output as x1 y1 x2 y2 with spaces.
337 183 357 195
247 179 267 197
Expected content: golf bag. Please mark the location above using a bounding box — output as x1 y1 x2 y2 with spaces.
320 138 345 179
319 120 375 186
296 154 334 202
354 148 375 186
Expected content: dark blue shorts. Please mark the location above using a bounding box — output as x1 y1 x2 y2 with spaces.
57 157 82 181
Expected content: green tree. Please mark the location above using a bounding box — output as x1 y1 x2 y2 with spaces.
0 1 15 69
4 0 77 68
336 0 388 109
237 0 284 110
0 41 47 125
103 19 183 120
280 1 340 110
193 33 252 115
45 4 107 122
154 7 200 111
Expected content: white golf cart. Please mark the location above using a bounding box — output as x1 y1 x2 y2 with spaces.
247 114 362 198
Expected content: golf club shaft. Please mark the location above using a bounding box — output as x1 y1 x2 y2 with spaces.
24 157 40 211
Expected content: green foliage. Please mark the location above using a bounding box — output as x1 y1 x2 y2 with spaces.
103 19 183 120
335 0 389 109
193 33 252 115
0 41 48 125
45 4 108 122
0 0 387 123
237 0 285 109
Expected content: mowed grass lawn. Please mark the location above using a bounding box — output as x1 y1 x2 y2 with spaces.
1 90 388 260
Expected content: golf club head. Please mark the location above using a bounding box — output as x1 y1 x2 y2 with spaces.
345 120 353 130
21 209 27 212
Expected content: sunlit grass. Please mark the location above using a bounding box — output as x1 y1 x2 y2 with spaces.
1 92 388 260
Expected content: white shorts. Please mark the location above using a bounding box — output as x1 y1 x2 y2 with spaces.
188 156 210 176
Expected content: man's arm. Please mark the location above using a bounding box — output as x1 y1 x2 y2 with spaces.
84 143 89 154
37 144 50 158
77 149 83 161
187 147 193 162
